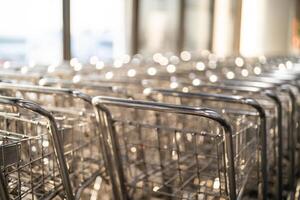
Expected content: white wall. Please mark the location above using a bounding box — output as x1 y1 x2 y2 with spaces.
212 0 235 56
240 0 294 56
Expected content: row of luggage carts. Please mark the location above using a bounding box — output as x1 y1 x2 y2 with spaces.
0 53 300 200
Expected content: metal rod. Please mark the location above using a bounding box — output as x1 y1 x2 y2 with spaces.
264 91 283 200
131 0 139 55
208 0 215 52
233 0 242 55
0 171 9 200
0 96 75 200
281 85 297 191
177 0 186 53
63 0 71 60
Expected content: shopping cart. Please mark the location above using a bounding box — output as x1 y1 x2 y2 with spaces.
93 96 236 200
159 80 290 200
1 54 300 200
0 96 73 200
0 84 110 200
38 73 277 199
116 60 299 199
218 78 299 196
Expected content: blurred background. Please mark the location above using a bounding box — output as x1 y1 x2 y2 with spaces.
0 0 299 65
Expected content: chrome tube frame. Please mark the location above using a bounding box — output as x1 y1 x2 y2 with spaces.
212 78 298 197
0 170 9 200
174 82 284 199
92 96 237 200
0 96 74 200
150 88 268 199
263 91 283 200
0 83 112 199
221 79 298 191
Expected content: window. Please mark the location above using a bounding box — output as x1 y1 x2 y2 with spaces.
0 0 62 64
71 0 126 62
138 0 180 55
183 0 213 51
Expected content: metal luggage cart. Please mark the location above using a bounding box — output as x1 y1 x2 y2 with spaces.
0 96 73 200
93 96 237 200
0 85 110 200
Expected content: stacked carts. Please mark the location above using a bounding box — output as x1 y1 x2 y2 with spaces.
0 54 300 199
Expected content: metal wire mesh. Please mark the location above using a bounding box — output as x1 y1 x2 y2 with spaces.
0 100 67 200
93 97 236 199
0 54 300 200
0 88 110 200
